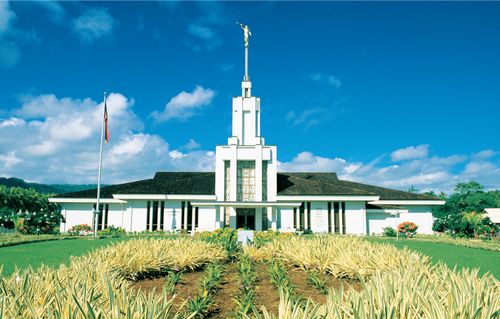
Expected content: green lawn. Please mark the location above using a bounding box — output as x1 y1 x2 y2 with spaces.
0 237 123 276
370 238 500 278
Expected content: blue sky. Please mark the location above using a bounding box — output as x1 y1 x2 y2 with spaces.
0 1 499 193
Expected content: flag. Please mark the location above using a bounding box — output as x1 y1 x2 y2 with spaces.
104 101 110 143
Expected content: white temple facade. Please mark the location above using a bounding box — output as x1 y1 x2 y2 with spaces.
50 28 445 235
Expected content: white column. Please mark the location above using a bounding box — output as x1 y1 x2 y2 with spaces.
183 202 188 230
271 207 277 231
330 202 335 233
191 206 196 235
129 201 134 232
339 202 344 235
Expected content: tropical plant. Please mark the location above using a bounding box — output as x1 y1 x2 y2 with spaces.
195 228 241 259
0 238 226 318
397 221 419 238
307 270 328 295
382 226 397 237
98 225 126 237
67 223 93 236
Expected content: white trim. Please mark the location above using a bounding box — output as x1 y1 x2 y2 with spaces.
368 200 445 206
112 194 216 200
366 209 409 214
49 198 127 204
113 194 166 200
276 195 380 201
192 201 301 208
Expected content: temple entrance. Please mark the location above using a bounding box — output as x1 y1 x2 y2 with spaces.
236 208 256 230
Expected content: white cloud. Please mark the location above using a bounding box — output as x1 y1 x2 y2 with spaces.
183 138 201 151
33 0 65 23
188 23 215 40
72 8 115 44
151 86 215 122
0 92 215 184
280 147 500 194
391 144 429 162
0 0 15 35
286 107 330 128
308 72 342 88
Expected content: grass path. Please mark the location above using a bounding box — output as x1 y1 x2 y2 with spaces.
370 238 500 278
0 237 122 276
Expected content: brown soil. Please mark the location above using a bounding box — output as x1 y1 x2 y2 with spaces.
254 262 281 315
207 262 240 319
131 270 205 306
324 273 363 293
287 268 328 304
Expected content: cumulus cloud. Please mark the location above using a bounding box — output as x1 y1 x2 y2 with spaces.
279 147 499 194
72 8 115 43
151 86 215 122
391 144 429 162
0 0 15 35
0 92 214 184
308 72 342 89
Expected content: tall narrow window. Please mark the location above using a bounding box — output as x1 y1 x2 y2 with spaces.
181 201 185 229
224 161 230 201
146 201 151 231
306 202 311 231
195 207 199 229
187 202 193 230
93 204 108 231
103 204 108 229
327 202 332 233
262 161 268 201
299 202 305 230
293 207 297 229
341 202 346 234
160 201 165 230
334 202 339 234
151 201 159 231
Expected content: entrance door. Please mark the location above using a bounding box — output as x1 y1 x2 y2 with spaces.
236 208 256 230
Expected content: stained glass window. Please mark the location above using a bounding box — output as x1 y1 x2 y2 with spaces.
237 161 255 201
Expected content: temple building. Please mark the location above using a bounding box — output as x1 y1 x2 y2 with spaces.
50 27 444 235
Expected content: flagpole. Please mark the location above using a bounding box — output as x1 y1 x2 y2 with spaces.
94 92 107 238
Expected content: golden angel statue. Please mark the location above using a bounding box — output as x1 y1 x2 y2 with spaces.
237 22 251 48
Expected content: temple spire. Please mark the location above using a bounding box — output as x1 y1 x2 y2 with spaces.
237 22 251 81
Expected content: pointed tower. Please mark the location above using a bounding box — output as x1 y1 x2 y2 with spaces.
214 24 278 230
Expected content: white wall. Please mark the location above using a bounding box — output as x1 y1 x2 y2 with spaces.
60 203 93 232
164 201 182 231
310 202 329 233
278 207 294 231
345 201 366 235
366 206 434 235
197 207 217 231
129 200 147 232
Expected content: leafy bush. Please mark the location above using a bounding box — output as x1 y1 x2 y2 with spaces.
98 225 126 237
67 224 92 236
254 230 294 247
195 228 240 259
397 221 418 238
382 226 397 237
0 185 63 234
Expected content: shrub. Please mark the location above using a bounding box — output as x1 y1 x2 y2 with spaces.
397 221 418 238
98 225 126 237
67 224 92 236
254 230 294 247
382 226 397 237
195 228 240 259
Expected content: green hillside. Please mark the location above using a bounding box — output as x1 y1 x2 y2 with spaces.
0 177 102 195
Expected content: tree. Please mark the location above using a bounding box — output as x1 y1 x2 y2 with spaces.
0 185 63 234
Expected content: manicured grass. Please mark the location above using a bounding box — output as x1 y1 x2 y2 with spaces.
0 237 123 276
370 238 500 278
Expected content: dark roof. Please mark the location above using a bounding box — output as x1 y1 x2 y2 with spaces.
55 172 215 198
54 171 438 201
